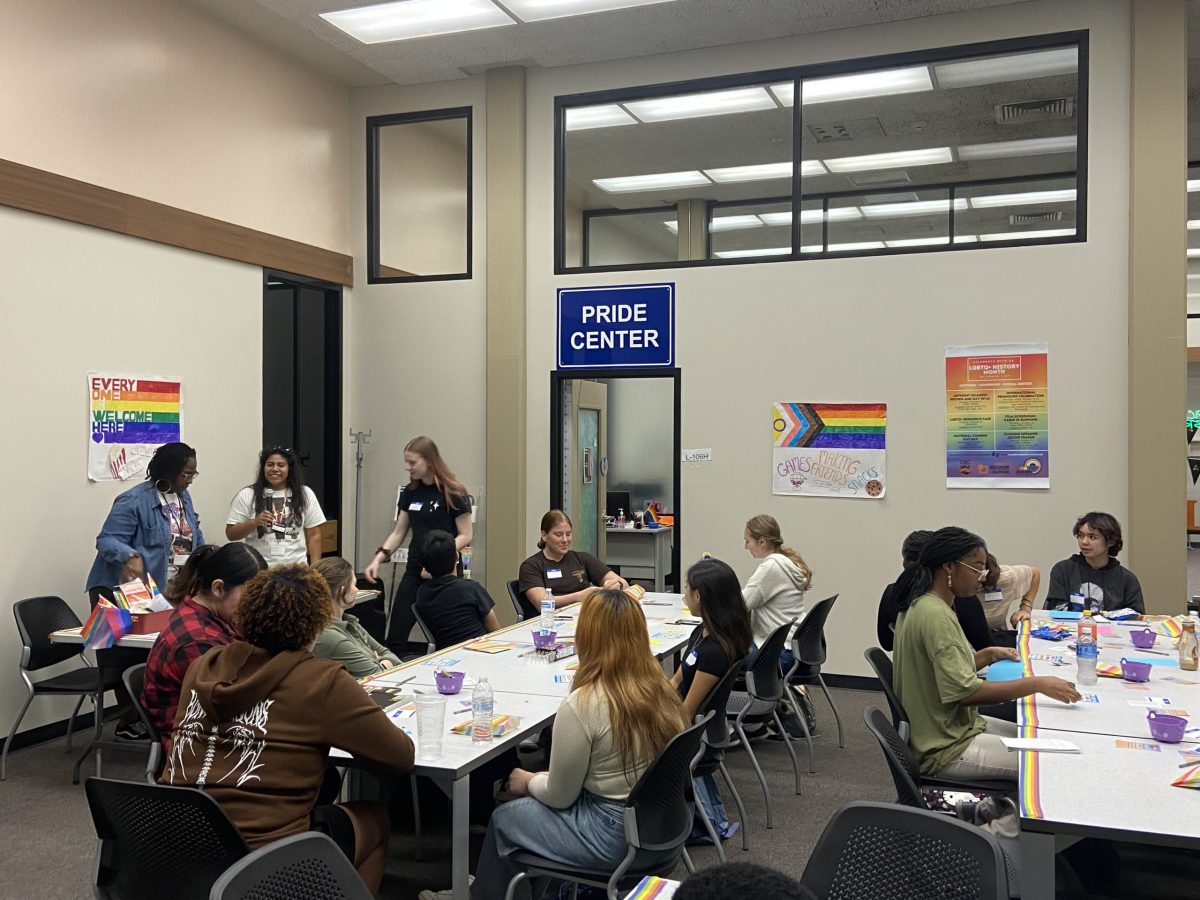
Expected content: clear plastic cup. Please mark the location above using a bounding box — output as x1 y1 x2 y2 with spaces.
416 694 447 761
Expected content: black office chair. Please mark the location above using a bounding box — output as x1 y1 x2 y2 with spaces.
506 579 531 622
864 646 910 741
783 594 844 755
2 596 124 781
691 663 750 858
120 664 162 784
411 604 438 655
86 776 250 900
725 621 801 828
503 715 712 900
208 832 372 900
798 801 1010 900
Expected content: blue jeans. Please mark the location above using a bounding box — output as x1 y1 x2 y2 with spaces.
473 792 629 900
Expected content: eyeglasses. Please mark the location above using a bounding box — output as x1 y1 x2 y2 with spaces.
179 471 199 481
955 559 989 580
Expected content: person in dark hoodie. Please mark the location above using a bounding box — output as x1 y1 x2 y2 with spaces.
162 564 414 894
415 529 500 648
1045 512 1144 613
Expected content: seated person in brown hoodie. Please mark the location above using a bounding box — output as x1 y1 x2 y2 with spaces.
162 564 414 893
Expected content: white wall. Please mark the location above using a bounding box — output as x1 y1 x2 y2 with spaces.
0 206 262 733
525 0 1132 677
0 0 350 253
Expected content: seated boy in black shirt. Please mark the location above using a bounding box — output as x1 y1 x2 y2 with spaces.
414 530 500 648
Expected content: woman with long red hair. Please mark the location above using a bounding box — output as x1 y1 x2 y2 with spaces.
364 436 472 654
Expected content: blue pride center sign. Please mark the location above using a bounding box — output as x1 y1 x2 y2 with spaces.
557 283 674 370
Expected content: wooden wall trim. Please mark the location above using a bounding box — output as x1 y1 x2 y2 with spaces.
0 158 353 286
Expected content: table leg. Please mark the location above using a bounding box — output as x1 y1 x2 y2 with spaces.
451 773 471 898
654 532 666 593
1019 829 1057 900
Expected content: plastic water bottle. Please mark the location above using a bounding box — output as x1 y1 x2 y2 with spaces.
472 676 494 744
540 590 555 635
1076 611 1098 685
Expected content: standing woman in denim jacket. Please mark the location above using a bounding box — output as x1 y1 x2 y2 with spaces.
86 442 205 604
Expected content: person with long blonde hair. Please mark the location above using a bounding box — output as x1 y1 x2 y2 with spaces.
364 436 472 654
426 588 687 900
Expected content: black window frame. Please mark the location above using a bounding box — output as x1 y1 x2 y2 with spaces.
555 30 1088 274
367 106 474 284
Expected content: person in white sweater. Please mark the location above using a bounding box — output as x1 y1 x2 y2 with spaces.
742 514 815 737
420 588 688 900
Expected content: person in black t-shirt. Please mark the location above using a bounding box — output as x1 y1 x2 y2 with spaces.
415 531 499 648
516 510 626 619
364 436 473 654
671 557 752 719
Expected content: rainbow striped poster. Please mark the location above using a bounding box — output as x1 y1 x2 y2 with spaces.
88 373 183 481
772 402 886 499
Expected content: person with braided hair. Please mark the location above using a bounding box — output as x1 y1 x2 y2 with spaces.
892 526 1080 783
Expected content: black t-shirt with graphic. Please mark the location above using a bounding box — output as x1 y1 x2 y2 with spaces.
516 549 611 618
398 482 471 575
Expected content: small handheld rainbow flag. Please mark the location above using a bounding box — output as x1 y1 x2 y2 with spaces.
451 715 522 737
1153 616 1185 639
1172 763 1200 790
625 876 678 899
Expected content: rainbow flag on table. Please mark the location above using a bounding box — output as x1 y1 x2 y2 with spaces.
1151 616 1185 639
625 876 679 899
1172 764 1200 790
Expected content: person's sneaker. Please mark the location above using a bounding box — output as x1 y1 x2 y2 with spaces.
792 687 820 736
767 711 808 741
418 875 474 900
115 721 148 741
956 795 1017 827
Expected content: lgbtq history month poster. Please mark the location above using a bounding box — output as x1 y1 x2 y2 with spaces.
88 373 183 481
772 402 887 499
945 343 1049 489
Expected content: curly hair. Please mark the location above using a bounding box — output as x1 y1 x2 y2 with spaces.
236 564 332 653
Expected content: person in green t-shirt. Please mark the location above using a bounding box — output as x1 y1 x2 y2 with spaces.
893 527 1080 784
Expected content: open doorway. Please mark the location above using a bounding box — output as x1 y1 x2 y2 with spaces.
551 370 680 592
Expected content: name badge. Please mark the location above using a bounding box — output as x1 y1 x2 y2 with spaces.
685 652 698 667
269 540 288 558
172 553 190 567
272 524 288 536
546 568 563 580
408 501 423 512
983 590 1004 604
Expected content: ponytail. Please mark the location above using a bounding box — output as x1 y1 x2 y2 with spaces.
745 514 813 586
165 543 266 603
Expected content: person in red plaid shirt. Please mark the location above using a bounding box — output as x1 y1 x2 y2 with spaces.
141 543 265 740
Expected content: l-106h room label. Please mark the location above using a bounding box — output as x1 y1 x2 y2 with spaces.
557 283 674 369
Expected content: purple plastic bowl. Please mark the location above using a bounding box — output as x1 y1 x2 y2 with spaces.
531 630 558 650
1130 629 1158 650
1120 657 1153 683
434 671 466 695
1147 710 1188 743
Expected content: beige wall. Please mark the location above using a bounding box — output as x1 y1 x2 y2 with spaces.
0 206 263 733
525 0 1133 677
0 0 350 252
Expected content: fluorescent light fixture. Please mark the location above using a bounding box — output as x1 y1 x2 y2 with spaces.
1190 180 1200 192
861 198 968 218
957 136 1076 161
884 235 978 248
1189 274 1200 281
624 87 776 123
758 207 863 226
825 147 953 174
714 247 791 259
1189 220 1200 231
702 160 826 183
320 0 514 44
1190 248 1200 258
665 214 762 234
592 170 710 193
827 241 886 252
969 189 1076 209
978 228 1076 242
769 65 932 108
565 104 637 130
934 47 1077 88
502 0 677 21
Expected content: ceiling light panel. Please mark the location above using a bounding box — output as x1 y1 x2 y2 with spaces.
592 170 710 192
758 208 863 226
565 104 637 130
828 241 886 252
702 160 826 183
978 228 1076 242
320 0 514 44
665 215 763 234
624 87 776 123
957 136 1076 160
1190 180 1200 192
969 189 1076 209
933 47 1077 88
501 0 678 21
861 198 968 218
885 236 979 248
715 247 791 259
769 66 932 107
824 147 953 174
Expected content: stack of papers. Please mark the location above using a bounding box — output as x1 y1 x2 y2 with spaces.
1001 738 1080 753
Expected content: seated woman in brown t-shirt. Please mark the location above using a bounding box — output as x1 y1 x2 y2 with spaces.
516 509 627 618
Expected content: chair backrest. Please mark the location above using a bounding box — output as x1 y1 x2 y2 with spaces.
121 665 163 782
790 594 838 671
863 646 910 741
862 707 927 809
799 801 1008 900
744 621 793 704
624 714 712 852
506 579 530 621
694 662 742 750
410 604 438 654
86 777 249 900
208 832 372 900
14 596 84 671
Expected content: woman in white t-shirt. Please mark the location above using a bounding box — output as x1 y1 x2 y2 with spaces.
225 446 326 566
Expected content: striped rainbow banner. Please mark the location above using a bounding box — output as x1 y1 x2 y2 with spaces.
88 373 183 481
772 402 887 449
1015 623 1045 818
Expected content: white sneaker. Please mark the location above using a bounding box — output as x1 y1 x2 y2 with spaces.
418 875 474 900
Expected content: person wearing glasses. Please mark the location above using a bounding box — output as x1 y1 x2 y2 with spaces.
1044 512 1144 614
225 446 326 566
892 527 1080 790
